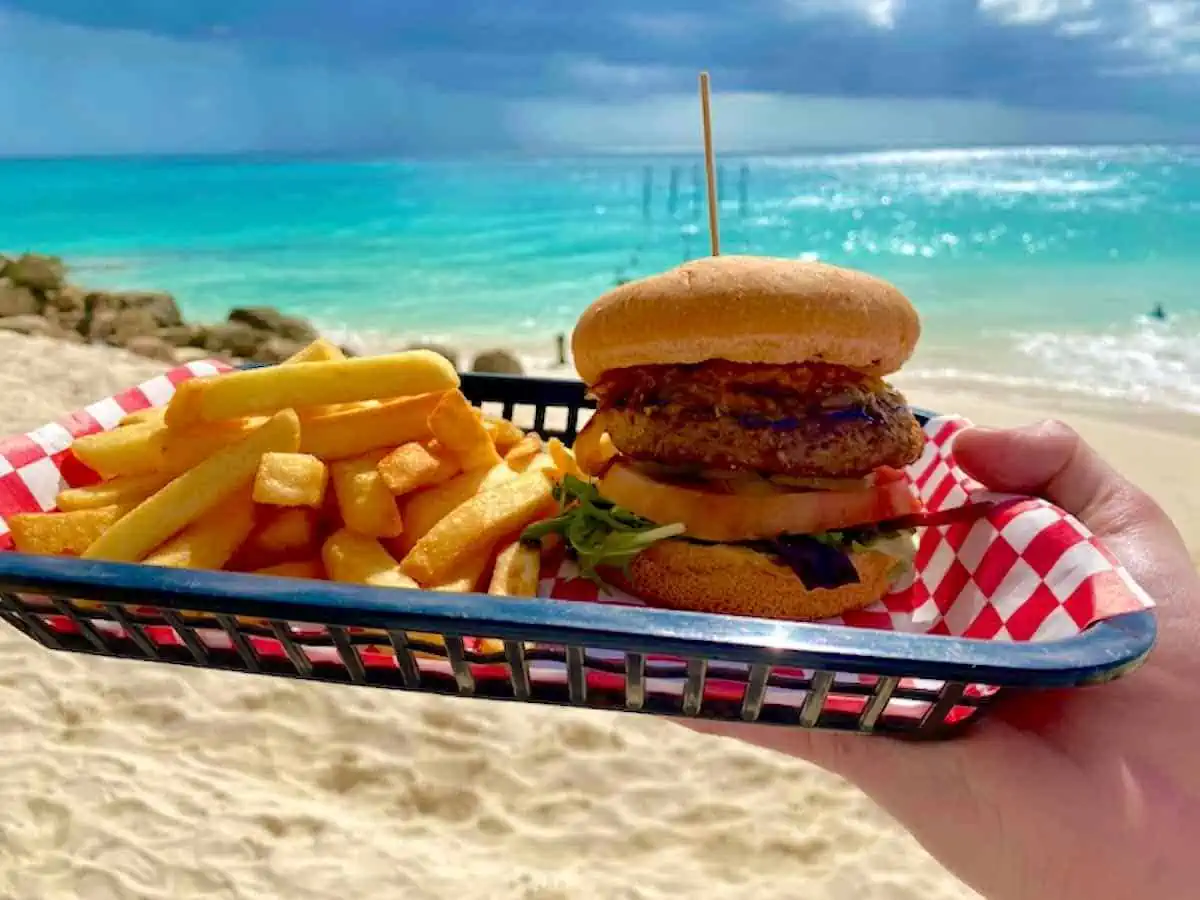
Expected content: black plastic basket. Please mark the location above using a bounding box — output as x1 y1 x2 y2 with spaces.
0 373 1157 739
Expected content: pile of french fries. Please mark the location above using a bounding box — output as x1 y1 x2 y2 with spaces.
8 339 583 614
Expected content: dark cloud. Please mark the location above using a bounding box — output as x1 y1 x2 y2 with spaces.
6 0 1200 117
2 1 1200 156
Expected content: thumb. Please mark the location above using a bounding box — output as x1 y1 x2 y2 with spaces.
952 420 1191 617
951 420 1171 542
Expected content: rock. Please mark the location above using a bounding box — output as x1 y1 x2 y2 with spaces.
470 348 524 375
42 285 87 334
201 322 267 359
4 254 65 292
89 307 161 347
0 315 58 337
174 346 215 365
252 336 307 364
228 307 317 343
157 324 205 348
0 278 39 318
124 335 178 363
87 290 182 331
404 342 460 369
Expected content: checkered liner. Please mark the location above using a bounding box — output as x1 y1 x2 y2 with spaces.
0 362 1155 717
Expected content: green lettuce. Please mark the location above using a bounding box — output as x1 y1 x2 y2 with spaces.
521 475 684 587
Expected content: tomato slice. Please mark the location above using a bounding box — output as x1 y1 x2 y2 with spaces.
597 461 924 542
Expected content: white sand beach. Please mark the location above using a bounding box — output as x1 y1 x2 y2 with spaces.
0 332 1195 900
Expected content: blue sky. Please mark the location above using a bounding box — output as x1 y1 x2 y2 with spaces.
2 0 1199 156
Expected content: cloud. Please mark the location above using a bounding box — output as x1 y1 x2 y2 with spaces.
2 0 1200 155
503 90 1197 154
0 8 511 156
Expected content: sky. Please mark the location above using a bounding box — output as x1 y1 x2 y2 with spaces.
2 0 1200 156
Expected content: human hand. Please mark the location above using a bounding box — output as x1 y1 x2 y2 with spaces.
686 421 1200 900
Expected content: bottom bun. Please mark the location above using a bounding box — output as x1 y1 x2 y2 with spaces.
608 539 900 621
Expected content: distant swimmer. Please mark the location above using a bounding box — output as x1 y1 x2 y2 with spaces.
1149 302 1167 321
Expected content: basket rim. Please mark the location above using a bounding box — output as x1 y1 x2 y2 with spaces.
0 550 1156 688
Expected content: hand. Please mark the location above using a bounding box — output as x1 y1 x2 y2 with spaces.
686 421 1200 900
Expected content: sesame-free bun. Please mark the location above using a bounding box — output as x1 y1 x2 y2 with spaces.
572 256 920 384
608 539 899 622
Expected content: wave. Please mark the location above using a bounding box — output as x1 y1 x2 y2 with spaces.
907 316 1200 417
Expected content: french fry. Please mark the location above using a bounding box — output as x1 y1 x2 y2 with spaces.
143 492 256 569
56 471 173 512
546 437 581 478
503 434 543 472
249 508 320 558
9 505 131 556
159 416 269 476
330 451 404 538
430 391 502 470
165 351 459 428
71 422 167 479
253 452 328 508
377 440 459 496
252 558 324 579
482 415 524 454
430 551 491 594
322 528 417 589
489 540 542 597
298 393 443 460
285 338 345 364
119 407 165 428
81 409 301 562
397 462 518 554
296 400 379 421
400 468 555 585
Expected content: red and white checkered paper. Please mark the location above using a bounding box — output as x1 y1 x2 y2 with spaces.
0 362 1154 723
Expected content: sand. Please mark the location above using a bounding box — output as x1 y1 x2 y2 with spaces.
0 334 1196 900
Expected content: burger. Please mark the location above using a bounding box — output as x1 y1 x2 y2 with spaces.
524 255 929 621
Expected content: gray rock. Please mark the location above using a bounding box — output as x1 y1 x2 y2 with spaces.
252 336 307 364
157 324 205 348
0 315 58 337
470 348 524 375
87 290 182 331
201 322 267 359
228 307 317 343
124 335 178 363
89 307 161 347
0 278 39 318
4 254 65 292
42 285 87 334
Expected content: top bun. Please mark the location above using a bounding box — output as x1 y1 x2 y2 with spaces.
572 256 920 384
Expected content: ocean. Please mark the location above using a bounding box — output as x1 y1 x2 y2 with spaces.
1 144 1198 415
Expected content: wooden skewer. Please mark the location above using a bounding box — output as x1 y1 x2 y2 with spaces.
698 71 720 257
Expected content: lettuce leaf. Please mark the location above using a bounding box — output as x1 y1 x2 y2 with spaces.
521 474 685 588
522 475 917 593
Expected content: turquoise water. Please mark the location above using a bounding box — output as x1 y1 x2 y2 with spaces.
1 145 1198 411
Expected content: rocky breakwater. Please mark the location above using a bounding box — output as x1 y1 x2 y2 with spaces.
0 253 530 374
0 253 320 366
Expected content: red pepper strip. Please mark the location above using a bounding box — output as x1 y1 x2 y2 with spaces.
881 500 999 531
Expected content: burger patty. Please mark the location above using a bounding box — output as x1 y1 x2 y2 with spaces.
591 361 924 478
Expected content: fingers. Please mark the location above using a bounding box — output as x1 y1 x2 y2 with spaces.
952 420 1173 538
953 419 1192 619
952 420 1122 521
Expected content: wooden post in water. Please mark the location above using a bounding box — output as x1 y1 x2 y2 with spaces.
641 165 653 221
667 166 680 217
738 163 750 217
